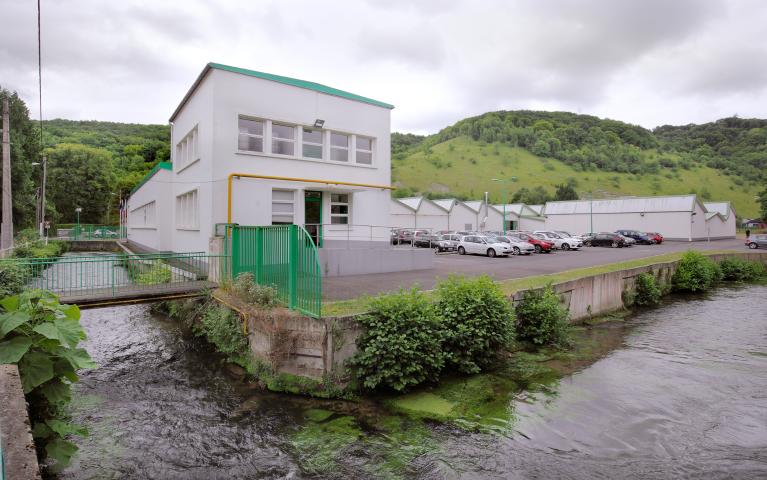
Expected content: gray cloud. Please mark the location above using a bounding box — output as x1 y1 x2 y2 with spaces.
0 0 765 132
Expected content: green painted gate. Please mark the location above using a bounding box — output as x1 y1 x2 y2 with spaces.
228 225 322 318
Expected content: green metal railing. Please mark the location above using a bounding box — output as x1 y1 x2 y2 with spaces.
0 252 230 301
228 224 322 318
56 224 126 241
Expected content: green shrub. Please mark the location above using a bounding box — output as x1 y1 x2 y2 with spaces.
435 275 515 374
719 258 766 281
230 272 279 307
514 285 571 348
0 290 96 472
135 263 172 285
672 251 721 292
352 289 445 392
0 262 28 297
634 273 662 306
194 302 252 369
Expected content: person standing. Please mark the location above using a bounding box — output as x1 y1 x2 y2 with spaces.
746 229 751 239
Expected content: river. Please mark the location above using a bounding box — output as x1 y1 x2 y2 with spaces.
60 285 767 479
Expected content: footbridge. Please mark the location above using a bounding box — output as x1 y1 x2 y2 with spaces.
1 252 229 308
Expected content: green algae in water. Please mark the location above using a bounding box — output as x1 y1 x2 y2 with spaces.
364 415 436 480
388 392 457 420
291 415 362 475
304 408 334 422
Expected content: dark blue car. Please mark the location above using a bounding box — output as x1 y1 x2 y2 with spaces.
616 229 655 245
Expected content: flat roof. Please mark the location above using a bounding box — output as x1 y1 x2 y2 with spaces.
170 62 394 122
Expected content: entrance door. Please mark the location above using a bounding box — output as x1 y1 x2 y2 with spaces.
304 191 322 246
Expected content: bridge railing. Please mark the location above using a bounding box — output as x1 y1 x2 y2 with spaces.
0 252 230 301
55 224 126 241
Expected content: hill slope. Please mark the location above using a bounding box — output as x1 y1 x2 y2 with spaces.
392 111 765 218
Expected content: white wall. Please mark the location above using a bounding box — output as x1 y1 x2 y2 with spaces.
448 202 477 231
519 216 545 231
126 168 173 251
544 211 694 240
390 200 416 229
704 213 736 239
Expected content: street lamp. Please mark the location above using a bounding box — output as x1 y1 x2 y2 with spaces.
75 207 82 238
492 176 518 234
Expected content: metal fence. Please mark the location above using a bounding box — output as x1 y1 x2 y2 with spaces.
55 224 126 241
0 252 229 301
228 224 322 318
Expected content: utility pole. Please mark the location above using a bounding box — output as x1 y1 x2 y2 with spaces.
39 155 46 238
1 97 13 255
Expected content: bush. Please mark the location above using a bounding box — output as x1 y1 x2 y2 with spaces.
194 302 252 368
515 285 571 348
719 258 766 281
0 290 96 472
672 251 721 292
0 262 28 297
634 273 662 306
352 289 445 392
230 272 278 308
135 263 172 285
435 275 515 374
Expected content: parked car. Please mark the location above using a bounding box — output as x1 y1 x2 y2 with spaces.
580 232 599 244
93 228 118 238
617 234 636 246
533 231 583 250
457 235 513 257
616 229 654 245
745 234 767 249
586 232 627 248
413 231 440 247
493 235 536 255
434 234 460 253
510 232 554 253
645 232 664 244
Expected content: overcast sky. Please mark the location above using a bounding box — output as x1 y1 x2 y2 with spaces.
2 0 766 134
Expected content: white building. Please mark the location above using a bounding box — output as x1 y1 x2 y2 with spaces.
127 62 431 275
542 195 736 241
493 203 546 231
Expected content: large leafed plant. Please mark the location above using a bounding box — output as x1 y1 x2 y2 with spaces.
0 290 96 472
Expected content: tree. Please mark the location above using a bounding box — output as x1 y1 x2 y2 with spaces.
554 183 579 201
0 87 41 229
511 186 552 205
759 182 767 220
46 144 115 223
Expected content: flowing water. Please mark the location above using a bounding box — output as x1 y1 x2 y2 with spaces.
60 285 767 479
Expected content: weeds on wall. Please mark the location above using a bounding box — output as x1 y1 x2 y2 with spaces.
633 273 662 306
514 284 572 349
0 290 96 472
719 257 766 282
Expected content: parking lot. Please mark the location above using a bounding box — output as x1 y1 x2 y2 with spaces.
323 238 746 301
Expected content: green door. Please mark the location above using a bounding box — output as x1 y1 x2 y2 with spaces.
304 191 322 247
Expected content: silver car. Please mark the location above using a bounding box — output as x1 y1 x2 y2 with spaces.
491 235 536 255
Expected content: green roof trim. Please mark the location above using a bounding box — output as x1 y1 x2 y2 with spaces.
131 161 172 195
208 62 394 110
170 62 394 121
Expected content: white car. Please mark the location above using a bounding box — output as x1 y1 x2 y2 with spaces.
457 235 513 257
533 231 583 250
491 235 536 255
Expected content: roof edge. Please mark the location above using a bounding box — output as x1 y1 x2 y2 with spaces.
130 162 172 196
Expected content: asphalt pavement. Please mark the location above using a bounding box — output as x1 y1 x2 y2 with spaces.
322 238 747 300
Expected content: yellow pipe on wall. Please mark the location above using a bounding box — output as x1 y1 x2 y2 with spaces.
226 173 395 223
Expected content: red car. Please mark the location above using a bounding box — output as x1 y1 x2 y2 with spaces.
514 232 554 253
645 232 663 244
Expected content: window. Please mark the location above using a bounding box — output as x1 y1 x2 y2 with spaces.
302 128 323 159
464 223 472 231
175 126 198 170
272 123 295 156
330 132 349 162
175 189 199 229
355 136 373 165
238 117 264 153
130 201 156 228
272 189 295 224
330 193 349 225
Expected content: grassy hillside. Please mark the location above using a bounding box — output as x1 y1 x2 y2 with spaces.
392 136 761 218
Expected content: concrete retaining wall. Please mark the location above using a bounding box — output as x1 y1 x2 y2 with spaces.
0 365 41 480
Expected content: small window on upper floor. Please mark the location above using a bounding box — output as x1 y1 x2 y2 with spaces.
272 123 296 156
330 133 349 162
355 136 373 165
176 126 198 170
238 117 264 153
302 128 323 159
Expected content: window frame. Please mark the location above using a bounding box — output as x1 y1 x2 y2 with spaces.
329 193 350 225
130 201 157 229
329 132 350 163
271 122 297 157
354 135 374 165
237 116 265 154
271 189 296 225
175 188 200 230
301 127 324 160
175 125 199 173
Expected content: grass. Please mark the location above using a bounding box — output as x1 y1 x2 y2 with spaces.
393 136 761 218
322 249 743 317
